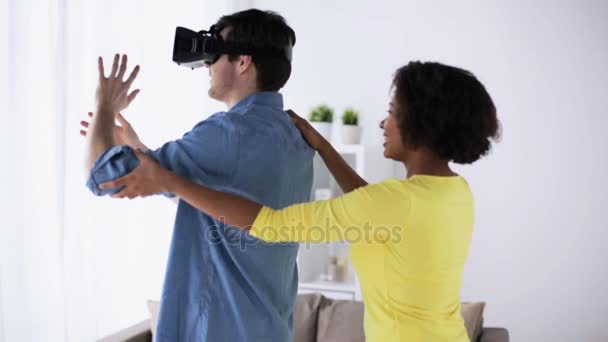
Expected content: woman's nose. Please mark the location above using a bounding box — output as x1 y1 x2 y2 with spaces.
379 119 386 129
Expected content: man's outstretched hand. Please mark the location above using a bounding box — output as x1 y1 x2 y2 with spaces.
85 53 142 171
96 54 140 113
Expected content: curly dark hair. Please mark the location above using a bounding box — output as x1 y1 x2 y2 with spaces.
392 61 500 164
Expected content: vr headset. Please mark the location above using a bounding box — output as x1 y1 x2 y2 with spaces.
172 25 295 69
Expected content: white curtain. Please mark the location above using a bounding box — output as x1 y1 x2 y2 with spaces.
1 0 251 340
1 0 67 341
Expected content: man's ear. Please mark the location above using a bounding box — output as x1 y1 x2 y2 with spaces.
237 55 254 74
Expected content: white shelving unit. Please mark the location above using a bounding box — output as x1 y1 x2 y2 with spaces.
297 143 396 301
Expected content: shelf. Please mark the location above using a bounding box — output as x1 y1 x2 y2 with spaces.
299 280 358 293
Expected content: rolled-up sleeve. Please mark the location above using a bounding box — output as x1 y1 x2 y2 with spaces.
86 145 141 196
86 113 238 196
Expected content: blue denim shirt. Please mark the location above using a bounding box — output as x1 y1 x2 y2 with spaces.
87 92 314 341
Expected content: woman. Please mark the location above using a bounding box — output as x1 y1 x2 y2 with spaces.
101 61 500 341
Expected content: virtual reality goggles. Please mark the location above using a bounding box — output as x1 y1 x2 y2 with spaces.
172 25 295 69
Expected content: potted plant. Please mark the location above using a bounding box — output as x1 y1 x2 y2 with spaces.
309 104 334 142
341 108 361 144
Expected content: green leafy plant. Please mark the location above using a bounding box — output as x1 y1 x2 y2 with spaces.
341 108 359 126
309 104 334 123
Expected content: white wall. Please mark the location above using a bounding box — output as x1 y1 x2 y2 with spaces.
254 0 608 341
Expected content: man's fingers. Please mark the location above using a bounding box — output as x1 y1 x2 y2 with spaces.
125 65 140 88
127 89 140 105
80 118 89 136
115 112 130 127
98 57 105 80
117 54 127 81
111 53 120 78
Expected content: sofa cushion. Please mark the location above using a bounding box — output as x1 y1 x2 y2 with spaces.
316 297 365 342
147 296 486 342
97 319 152 342
461 302 486 342
294 293 323 342
479 327 509 342
146 300 160 342
310 297 485 342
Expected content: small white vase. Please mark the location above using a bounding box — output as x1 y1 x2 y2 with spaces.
310 122 333 142
341 125 361 144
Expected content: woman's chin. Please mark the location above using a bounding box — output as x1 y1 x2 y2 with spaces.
383 147 401 162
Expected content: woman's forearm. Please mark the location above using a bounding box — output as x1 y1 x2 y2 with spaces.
164 172 262 230
318 143 367 194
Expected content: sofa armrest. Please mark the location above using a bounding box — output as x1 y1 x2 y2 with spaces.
479 327 509 342
97 319 152 342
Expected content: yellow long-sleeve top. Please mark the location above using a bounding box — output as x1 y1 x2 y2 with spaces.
250 175 474 341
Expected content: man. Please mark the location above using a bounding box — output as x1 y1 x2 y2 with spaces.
83 9 313 341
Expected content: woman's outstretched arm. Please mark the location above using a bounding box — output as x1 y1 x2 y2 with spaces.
163 168 261 229
99 150 404 243
99 149 261 230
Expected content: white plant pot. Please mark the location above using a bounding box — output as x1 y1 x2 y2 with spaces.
310 122 333 142
341 125 361 144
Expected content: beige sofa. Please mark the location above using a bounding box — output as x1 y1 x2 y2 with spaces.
99 294 508 342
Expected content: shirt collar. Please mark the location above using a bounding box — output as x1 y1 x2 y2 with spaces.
230 92 284 112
